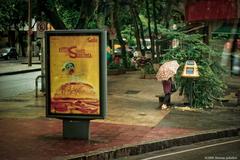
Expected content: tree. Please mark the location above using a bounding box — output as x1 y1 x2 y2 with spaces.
129 1 148 55
113 1 128 68
36 0 101 29
160 28 226 108
0 0 27 32
145 0 154 58
0 0 28 56
129 5 142 52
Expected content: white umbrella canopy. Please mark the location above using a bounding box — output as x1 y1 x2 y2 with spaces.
156 60 180 81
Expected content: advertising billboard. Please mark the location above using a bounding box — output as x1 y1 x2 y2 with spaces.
45 30 107 119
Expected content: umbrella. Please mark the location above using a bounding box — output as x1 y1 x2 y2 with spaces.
156 60 179 81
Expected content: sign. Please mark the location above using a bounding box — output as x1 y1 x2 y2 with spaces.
181 60 199 78
37 21 47 32
45 30 107 119
185 0 238 22
37 21 47 38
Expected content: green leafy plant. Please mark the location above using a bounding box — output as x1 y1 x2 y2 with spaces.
107 62 124 70
143 62 155 74
160 28 227 108
136 57 155 73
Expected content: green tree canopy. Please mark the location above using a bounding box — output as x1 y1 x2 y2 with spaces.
0 0 28 31
160 28 227 108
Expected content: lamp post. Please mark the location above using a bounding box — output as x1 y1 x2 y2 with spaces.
27 0 32 66
110 2 115 55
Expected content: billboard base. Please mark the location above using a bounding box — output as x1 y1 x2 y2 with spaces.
63 119 90 140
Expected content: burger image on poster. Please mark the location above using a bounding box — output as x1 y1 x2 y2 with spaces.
50 61 100 115
51 82 100 115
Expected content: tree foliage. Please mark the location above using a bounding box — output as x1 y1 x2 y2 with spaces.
159 28 227 108
0 0 28 31
0 0 228 108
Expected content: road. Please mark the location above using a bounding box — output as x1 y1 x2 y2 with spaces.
0 71 41 98
120 137 240 160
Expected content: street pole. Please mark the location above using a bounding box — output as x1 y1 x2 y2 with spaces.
27 0 32 66
110 2 115 55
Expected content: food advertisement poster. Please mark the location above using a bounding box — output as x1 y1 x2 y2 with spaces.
45 30 107 119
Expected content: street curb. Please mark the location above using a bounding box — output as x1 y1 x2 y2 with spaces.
21 62 41 65
57 127 240 160
0 68 41 76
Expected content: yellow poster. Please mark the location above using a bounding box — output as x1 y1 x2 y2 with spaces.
50 35 100 115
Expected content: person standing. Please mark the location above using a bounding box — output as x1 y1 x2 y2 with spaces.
106 46 112 65
221 40 232 73
156 60 179 109
161 78 172 109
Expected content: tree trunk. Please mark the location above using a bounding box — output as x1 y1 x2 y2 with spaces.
18 31 26 57
75 5 88 29
7 31 15 47
152 0 158 57
164 1 173 28
130 7 141 53
39 0 66 29
75 0 99 29
203 23 209 45
113 1 127 68
135 9 147 56
145 0 155 59
75 17 87 29
152 0 158 38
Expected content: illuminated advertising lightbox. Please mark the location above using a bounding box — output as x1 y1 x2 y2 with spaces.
45 30 107 119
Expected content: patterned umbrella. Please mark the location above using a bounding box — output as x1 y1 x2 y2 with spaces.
156 60 180 81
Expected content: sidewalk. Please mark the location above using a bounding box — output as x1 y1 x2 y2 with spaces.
0 60 240 160
0 57 41 76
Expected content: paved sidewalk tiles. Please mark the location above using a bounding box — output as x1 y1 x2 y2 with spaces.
0 59 240 160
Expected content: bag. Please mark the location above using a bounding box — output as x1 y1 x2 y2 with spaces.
171 82 177 92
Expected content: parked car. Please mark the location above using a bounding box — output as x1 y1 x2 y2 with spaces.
0 47 18 60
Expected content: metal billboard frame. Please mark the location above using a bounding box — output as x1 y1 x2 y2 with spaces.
45 30 107 120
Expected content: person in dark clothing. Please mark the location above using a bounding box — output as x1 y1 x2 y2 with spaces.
161 78 172 109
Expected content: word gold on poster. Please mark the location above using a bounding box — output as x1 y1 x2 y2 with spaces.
45 30 107 119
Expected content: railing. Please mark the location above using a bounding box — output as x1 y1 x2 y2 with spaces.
35 75 45 97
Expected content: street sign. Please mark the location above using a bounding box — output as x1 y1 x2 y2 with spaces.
37 21 47 32
37 21 47 38
185 0 238 22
